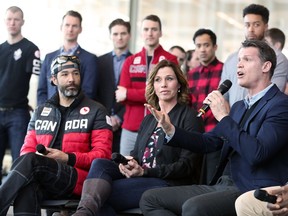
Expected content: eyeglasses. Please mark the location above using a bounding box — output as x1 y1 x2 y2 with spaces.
51 55 80 75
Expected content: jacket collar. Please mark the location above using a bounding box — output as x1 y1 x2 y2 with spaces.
48 90 85 109
234 84 279 127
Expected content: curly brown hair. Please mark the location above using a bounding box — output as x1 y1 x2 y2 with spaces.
145 60 191 110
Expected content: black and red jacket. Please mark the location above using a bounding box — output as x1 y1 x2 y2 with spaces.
21 92 113 195
119 45 178 132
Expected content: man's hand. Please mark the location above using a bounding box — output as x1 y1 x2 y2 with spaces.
44 147 69 163
110 115 121 131
203 90 229 122
115 86 127 103
144 103 175 136
267 185 288 215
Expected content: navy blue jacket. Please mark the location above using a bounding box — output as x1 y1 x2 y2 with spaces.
37 46 98 105
169 85 288 192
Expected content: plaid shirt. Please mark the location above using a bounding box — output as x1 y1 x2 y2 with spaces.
188 57 223 132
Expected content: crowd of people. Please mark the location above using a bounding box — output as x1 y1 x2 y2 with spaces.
1 3 288 216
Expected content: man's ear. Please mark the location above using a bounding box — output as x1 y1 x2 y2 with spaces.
50 76 58 86
262 61 272 73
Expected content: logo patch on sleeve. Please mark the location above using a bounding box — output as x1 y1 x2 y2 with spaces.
34 50 40 58
41 107 52 116
106 115 112 126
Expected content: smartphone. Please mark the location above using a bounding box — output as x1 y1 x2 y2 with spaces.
111 153 130 165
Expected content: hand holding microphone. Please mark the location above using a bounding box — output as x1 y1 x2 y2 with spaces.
197 80 232 120
254 189 277 204
36 145 69 163
36 144 48 155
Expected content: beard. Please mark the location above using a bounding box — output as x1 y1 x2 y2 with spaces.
58 84 80 98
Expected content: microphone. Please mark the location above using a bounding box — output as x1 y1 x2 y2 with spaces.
111 152 130 165
254 189 277 204
36 144 48 155
197 79 232 117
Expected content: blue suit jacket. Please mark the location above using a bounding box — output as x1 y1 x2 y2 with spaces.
169 85 288 192
37 46 99 105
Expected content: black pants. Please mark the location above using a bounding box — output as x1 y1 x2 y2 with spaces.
140 176 241 216
0 153 77 216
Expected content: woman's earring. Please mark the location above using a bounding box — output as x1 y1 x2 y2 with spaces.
178 89 180 93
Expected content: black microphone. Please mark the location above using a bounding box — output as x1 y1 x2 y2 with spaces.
197 79 232 117
254 189 277 204
111 153 130 165
36 144 48 155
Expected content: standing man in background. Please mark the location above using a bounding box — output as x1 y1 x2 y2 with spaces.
115 14 178 156
169 45 186 68
187 28 223 184
264 28 286 52
37 10 98 105
97 18 132 153
264 27 288 95
0 6 41 183
220 4 288 107
188 28 223 132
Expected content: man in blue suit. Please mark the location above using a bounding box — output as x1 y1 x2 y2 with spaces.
96 18 132 152
140 40 288 216
37 10 98 105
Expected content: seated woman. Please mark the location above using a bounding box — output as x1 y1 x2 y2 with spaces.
72 60 204 215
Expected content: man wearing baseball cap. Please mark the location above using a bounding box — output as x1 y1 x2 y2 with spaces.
0 55 112 215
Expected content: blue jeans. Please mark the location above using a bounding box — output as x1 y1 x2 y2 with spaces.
0 153 77 215
0 108 30 177
88 159 169 215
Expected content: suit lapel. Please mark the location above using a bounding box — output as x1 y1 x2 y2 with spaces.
242 85 277 130
107 53 116 87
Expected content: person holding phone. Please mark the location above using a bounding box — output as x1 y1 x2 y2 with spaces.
72 60 204 215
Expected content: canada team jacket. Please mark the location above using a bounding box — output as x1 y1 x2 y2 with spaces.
119 45 178 132
21 92 113 195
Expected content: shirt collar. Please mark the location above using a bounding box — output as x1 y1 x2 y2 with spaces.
112 50 129 58
199 57 219 72
244 83 273 108
60 44 79 55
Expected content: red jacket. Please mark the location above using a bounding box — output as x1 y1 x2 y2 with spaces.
21 92 113 196
119 45 178 131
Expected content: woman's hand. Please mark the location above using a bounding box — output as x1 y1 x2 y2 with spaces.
144 103 175 136
119 158 144 178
